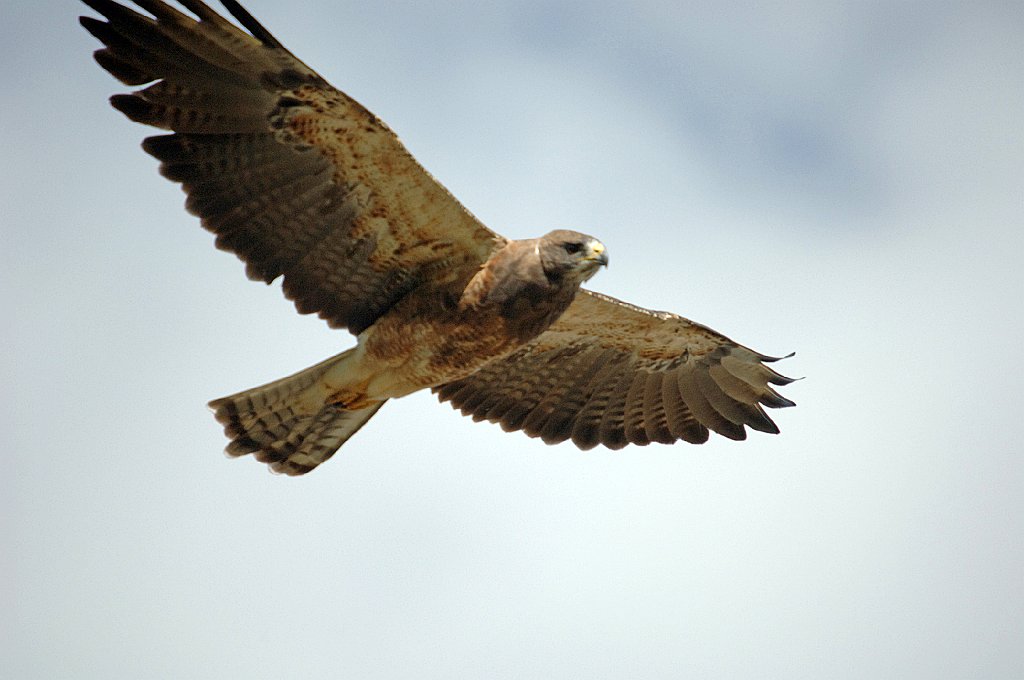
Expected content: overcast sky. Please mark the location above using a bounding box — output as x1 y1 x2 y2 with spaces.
4 1 1022 678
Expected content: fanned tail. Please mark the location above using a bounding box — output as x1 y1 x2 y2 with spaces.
208 350 385 475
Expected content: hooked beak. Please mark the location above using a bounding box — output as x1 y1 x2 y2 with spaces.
585 239 609 268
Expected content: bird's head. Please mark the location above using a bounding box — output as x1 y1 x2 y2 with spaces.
539 229 609 284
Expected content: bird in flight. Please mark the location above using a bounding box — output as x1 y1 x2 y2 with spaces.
81 0 796 474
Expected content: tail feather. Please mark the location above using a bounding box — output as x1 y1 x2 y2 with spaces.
208 350 385 475
249 402 384 475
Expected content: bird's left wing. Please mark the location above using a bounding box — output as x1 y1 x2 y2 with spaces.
81 0 503 334
434 290 796 449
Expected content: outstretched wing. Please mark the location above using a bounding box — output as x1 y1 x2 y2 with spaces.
81 0 502 334
434 290 796 449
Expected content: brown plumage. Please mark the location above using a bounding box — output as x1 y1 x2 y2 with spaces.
81 0 796 475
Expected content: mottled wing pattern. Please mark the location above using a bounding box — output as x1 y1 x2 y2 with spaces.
435 290 796 449
81 0 502 333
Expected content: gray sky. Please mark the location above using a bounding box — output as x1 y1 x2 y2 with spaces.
4 1 1022 678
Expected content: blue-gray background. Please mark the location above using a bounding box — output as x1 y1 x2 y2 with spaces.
4 1 1022 677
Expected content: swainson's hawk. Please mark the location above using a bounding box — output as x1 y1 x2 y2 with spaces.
81 0 796 474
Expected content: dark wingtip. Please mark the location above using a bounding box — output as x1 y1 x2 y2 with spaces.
109 93 151 122
759 351 796 363
745 407 781 435
764 392 797 409
219 0 283 48
757 351 801 386
79 14 105 38
95 50 153 85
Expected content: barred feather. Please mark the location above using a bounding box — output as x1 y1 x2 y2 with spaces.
435 291 796 449
207 350 385 475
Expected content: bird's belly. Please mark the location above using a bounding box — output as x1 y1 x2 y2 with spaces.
357 311 523 399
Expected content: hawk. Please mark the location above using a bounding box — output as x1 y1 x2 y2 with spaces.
81 0 796 475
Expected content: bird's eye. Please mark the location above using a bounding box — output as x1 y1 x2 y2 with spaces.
564 242 582 255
